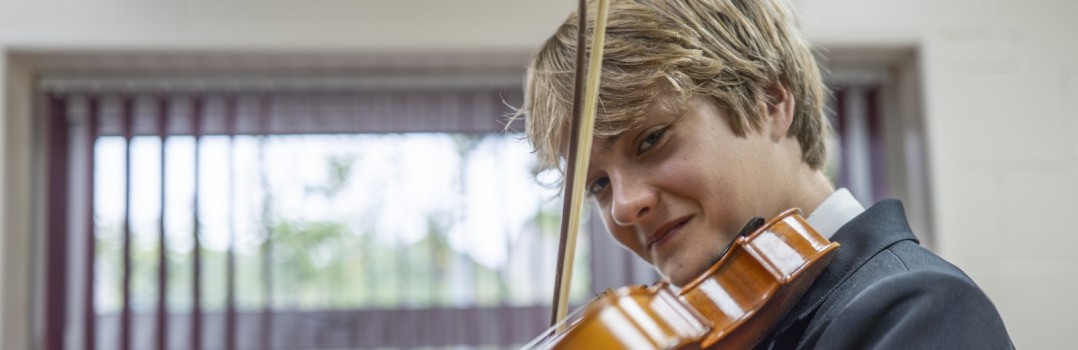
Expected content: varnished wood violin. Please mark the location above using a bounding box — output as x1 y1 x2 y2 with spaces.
528 209 839 349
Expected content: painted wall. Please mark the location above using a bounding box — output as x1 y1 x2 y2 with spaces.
794 1 1078 348
3 0 1076 348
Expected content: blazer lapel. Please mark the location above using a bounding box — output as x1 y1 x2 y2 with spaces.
769 199 920 340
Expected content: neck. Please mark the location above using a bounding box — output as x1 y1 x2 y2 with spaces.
789 168 835 217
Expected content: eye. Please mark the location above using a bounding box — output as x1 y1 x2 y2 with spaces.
638 127 667 154
587 176 610 196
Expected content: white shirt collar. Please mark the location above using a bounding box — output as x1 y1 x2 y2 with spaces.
806 188 865 240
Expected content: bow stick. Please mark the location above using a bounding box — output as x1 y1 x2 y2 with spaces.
550 0 612 327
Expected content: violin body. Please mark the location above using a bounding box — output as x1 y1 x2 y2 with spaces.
526 209 840 349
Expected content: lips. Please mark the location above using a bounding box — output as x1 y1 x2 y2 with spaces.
647 216 691 250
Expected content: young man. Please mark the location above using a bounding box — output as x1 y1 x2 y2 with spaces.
516 0 1013 348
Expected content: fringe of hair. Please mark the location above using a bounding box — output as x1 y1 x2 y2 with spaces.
509 0 829 181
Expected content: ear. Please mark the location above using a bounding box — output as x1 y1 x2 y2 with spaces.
760 83 795 142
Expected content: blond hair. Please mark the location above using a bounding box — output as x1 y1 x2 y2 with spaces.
513 0 829 177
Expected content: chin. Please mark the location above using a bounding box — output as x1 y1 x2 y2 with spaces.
668 273 694 288
663 244 732 287
662 261 709 288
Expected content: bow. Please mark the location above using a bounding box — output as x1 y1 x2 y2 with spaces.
549 0 612 327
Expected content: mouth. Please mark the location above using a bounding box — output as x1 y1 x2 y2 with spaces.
647 216 691 251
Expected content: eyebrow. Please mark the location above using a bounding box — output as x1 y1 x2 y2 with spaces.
582 135 620 173
595 134 622 153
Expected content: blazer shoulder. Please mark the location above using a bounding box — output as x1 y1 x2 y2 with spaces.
810 269 1013 349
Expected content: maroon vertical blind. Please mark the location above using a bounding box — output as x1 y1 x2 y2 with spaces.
84 97 100 350
154 96 169 350
191 95 204 350
120 97 134 350
44 87 604 350
831 85 888 203
45 95 71 350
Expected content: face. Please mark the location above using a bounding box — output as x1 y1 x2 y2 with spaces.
585 94 796 286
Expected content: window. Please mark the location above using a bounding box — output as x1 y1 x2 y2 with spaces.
45 81 628 349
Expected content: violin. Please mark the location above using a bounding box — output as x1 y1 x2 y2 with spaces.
533 0 842 348
527 208 839 349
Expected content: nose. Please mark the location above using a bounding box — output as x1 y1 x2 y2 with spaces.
610 175 657 226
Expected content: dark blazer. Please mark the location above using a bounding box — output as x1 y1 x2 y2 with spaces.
758 200 1013 349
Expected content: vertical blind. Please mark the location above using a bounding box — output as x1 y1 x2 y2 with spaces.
43 85 663 350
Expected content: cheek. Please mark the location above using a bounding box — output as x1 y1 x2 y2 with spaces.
661 151 735 204
665 151 749 236
601 212 651 263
